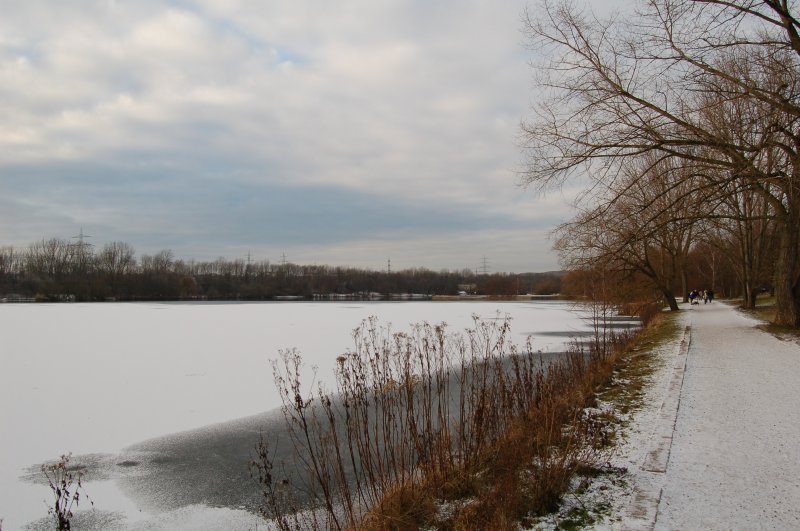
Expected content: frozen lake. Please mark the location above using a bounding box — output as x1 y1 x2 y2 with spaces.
0 300 597 530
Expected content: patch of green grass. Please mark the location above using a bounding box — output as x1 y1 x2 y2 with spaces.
557 507 595 530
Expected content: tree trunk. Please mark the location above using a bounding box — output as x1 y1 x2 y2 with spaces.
774 209 800 328
749 287 760 310
681 269 688 303
742 277 755 310
660 286 680 311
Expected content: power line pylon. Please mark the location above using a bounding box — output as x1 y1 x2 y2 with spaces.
478 256 490 275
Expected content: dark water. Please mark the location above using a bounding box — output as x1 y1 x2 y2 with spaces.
22 347 602 526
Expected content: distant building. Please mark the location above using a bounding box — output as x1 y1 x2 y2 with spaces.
458 283 477 294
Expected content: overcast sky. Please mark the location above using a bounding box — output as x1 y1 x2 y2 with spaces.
0 1 619 273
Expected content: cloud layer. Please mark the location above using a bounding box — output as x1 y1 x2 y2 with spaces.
0 0 577 272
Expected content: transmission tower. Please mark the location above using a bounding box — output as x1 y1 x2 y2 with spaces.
244 250 253 278
71 227 93 272
478 256 490 275
71 227 93 249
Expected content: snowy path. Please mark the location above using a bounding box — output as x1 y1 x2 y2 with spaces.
656 304 800 529
654 302 800 529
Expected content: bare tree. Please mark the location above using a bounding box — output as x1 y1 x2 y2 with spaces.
140 249 174 275
0 246 20 276
97 241 136 293
554 155 701 310
709 174 778 307
522 0 800 326
25 238 74 279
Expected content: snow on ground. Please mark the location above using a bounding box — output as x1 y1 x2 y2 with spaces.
656 302 800 529
566 301 800 530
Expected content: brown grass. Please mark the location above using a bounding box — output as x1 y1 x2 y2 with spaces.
357 342 632 530
253 301 652 530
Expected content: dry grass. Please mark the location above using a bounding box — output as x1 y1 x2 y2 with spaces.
253 303 653 530
356 333 638 530
525 310 682 529
41 454 92 530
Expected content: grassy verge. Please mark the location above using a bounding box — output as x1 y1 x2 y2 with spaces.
253 308 678 530
597 311 680 415
527 310 681 529
732 296 800 341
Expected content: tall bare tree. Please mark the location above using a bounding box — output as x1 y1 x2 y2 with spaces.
0 246 20 276
25 238 74 279
522 0 800 326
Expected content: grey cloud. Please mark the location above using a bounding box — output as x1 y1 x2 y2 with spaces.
0 0 583 271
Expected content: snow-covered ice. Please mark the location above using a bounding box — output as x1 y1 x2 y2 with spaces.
0 300 591 530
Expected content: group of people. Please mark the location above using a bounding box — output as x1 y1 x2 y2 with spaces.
688 289 714 305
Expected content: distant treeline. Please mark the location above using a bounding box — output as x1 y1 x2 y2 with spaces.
0 238 562 301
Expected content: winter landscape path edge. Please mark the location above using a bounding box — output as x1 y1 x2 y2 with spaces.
623 324 691 530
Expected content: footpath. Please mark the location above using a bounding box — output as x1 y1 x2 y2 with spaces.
613 301 800 530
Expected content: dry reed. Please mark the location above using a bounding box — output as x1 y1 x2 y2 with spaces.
252 307 634 530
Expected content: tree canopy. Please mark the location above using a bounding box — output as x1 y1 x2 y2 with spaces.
523 0 800 326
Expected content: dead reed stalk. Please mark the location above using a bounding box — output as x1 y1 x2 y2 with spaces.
253 311 635 530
